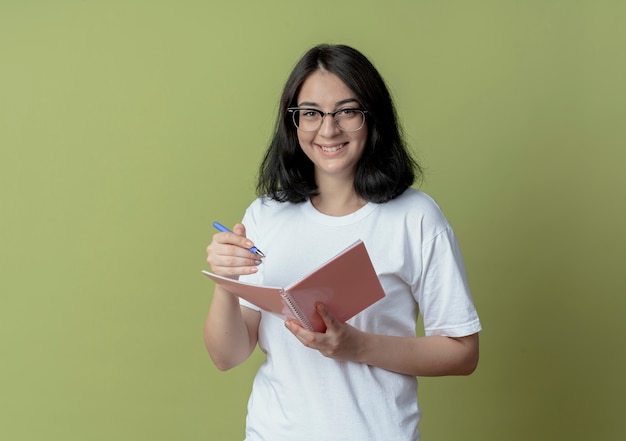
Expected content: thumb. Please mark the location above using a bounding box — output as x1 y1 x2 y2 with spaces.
317 304 338 331
232 223 247 238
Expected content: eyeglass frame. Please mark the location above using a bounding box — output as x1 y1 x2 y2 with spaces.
287 107 369 132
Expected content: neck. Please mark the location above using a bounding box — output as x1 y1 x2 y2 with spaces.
311 180 367 217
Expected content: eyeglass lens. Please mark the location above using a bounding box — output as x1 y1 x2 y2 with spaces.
292 109 365 132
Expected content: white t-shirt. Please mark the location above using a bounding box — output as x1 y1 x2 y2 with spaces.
237 188 481 441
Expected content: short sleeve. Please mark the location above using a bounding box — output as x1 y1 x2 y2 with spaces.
416 227 481 337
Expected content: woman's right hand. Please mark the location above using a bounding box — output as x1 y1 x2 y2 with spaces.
206 223 261 278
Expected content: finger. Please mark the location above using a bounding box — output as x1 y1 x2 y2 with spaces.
208 247 260 269
212 242 258 260
230 223 254 250
207 249 260 277
212 231 256 252
284 319 300 332
316 304 338 330
209 222 258 262
207 236 258 261
285 320 317 346
206 233 261 276
232 223 246 237
211 263 259 278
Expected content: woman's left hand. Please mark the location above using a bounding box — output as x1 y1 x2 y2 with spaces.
284 304 366 363
286 303 480 376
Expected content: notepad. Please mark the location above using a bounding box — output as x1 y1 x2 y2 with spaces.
201 240 385 332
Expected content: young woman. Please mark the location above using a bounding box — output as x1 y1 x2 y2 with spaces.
204 44 481 441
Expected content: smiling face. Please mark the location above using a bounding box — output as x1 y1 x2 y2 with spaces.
295 70 368 184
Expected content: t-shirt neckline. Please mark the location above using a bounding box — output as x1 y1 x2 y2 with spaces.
300 198 379 226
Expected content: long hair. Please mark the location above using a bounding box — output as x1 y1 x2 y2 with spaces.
257 44 422 203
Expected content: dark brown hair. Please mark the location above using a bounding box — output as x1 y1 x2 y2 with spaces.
257 44 421 203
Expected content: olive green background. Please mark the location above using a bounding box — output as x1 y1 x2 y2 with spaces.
1 1 624 440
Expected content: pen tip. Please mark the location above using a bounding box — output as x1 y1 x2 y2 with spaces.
256 250 266 258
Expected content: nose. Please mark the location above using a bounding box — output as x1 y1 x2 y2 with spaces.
318 113 341 138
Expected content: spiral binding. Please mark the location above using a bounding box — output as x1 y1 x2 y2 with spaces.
280 290 314 331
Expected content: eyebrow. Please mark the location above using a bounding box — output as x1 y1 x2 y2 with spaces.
297 98 360 108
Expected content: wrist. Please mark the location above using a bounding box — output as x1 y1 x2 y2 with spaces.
354 329 376 365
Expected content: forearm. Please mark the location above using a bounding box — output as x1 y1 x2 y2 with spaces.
286 305 480 377
357 332 479 377
204 286 258 371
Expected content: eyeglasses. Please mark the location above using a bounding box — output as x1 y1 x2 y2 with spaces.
287 107 368 132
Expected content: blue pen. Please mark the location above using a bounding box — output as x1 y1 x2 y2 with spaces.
213 221 265 258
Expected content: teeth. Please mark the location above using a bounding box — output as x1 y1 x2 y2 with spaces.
320 144 345 152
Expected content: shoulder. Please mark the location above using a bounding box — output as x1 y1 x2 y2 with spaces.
244 196 302 223
378 188 452 242
385 188 449 222
246 195 300 212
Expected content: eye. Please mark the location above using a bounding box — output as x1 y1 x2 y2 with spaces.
337 108 359 118
301 109 320 119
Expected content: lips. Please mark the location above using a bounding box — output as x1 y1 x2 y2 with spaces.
318 143 346 153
